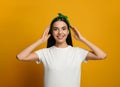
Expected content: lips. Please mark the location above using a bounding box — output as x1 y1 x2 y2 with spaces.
57 35 65 40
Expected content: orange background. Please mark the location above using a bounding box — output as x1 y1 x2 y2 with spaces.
0 0 120 87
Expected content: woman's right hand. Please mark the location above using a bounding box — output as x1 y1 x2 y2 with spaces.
40 26 51 43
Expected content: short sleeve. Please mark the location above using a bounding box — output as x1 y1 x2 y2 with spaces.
77 47 89 63
34 49 44 64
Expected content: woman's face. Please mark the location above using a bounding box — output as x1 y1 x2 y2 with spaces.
52 21 69 44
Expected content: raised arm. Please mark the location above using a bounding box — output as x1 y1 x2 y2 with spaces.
70 25 107 60
16 26 51 61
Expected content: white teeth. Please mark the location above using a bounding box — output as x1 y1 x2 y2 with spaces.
58 36 63 38
57 36 64 39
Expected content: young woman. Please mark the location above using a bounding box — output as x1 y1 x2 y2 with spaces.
16 13 107 87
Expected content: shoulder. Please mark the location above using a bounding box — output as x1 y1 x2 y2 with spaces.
72 46 89 53
36 46 55 52
66 46 81 53
72 46 83 50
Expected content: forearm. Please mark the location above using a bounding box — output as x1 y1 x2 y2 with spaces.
80 37 107 58
17 39 43 58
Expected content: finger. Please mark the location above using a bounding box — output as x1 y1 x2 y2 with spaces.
46 26 50 31
48 34 51 38
44 26 50 34
70 25 74 29
71 27 78 34
42 27 49 37
70 25 76 31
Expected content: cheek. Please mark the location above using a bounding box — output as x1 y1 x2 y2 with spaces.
64 30 69 35
52 31 58 38
52 31 57 36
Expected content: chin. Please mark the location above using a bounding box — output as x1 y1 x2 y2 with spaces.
56 40 65 44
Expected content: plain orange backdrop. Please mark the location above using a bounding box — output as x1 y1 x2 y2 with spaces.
0 0 120 87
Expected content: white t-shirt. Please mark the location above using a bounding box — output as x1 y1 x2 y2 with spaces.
35 45 89 87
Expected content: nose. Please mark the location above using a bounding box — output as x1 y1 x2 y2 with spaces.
58 29 62 34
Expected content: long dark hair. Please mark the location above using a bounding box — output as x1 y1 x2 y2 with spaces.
47 13 73 48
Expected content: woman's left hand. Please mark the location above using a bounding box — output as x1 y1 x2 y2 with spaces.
70 25 84 41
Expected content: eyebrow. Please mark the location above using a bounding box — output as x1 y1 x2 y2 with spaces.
53 27 58 28
62 26 67 28
53 26 67 28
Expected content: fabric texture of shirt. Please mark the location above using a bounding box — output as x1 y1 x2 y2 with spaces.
35 45 89 87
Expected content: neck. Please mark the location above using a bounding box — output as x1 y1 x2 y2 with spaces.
55 42 68 48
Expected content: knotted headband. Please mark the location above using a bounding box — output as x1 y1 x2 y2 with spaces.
51 13 70 30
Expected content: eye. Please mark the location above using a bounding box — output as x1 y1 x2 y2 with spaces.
52 27 58 31
62 26 67 30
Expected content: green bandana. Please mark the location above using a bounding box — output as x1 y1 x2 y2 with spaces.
52 13 70 30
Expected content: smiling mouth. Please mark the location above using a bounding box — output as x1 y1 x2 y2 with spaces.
57 35 65 40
